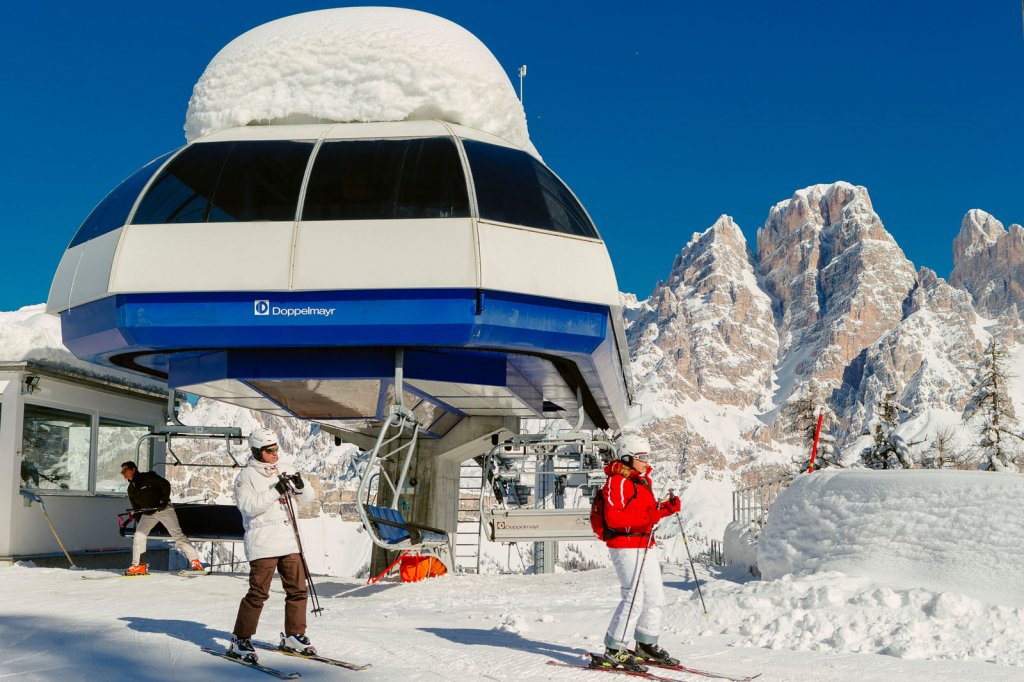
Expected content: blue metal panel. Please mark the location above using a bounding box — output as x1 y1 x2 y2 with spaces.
59 288 630 428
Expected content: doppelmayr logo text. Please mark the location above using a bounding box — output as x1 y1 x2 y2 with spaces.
253 300 336 317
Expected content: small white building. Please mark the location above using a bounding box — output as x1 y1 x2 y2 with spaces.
0 360 168 566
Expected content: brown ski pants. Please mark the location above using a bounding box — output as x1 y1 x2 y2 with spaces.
232 553 307 638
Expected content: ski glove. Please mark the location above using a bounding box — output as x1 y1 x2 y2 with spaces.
287 472 304 490
273 477 291 495
659 494 681 515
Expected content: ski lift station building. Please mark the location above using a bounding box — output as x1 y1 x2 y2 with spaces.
45 120 634 571
0 358 170 566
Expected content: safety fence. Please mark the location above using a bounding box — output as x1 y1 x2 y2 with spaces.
731 475 794 525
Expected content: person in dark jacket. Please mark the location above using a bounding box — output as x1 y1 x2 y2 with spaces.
121 461 203 576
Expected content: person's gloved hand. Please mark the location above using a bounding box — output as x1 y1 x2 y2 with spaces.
288 472 304 490
273 477 291 495
660 493 681 515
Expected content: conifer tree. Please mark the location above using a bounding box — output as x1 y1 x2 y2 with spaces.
783 381 838 471
860 389 919 469
968 339 1023 472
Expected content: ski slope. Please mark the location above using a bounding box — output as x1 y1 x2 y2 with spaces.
1 558 1021 681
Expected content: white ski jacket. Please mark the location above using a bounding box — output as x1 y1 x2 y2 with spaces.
234 456 304 561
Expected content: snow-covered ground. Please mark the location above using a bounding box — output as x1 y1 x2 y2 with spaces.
2 560 1022 681
3 470 1023 682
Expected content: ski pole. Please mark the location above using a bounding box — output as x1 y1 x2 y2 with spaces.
620 522 658 646
283 490 323 616
672 504 707 614
22 491 76 569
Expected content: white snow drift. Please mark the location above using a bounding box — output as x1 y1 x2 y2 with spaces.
757 469 1024 607
185 7 535 154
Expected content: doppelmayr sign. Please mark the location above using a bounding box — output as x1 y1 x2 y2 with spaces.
253 300 336 318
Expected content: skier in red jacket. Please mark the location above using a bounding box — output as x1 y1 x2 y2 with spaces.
595 434 681 673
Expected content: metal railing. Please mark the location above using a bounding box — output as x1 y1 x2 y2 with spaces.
731 475 794 525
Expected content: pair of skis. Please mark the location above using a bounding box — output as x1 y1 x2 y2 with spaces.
80 569 208 580
547 654 761 682
201 642 370 679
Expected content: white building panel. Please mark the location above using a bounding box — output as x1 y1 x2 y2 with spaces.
111 222 294 292
66 228 122 309
477 221 620 306
292 218 478 290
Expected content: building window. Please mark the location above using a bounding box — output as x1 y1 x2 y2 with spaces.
95 418 152 493
68 150 178 248
461 139 599 239
302 138 470 220
132 141 313 224
20 405 92 491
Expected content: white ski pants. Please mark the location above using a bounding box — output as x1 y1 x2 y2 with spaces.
605 546 665 650
132 508 200 565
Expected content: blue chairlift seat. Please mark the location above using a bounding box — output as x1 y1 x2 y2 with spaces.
364 504 448 547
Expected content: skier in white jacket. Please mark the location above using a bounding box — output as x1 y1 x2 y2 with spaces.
227 428 316 664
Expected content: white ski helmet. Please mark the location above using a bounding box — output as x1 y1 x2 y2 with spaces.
618 434 650 457
248 427 278 451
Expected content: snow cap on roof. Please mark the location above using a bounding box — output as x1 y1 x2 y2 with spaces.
184 7 535 155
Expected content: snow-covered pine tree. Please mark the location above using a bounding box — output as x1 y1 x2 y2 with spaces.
860 389 919 469
967 339 1023 472
782 381 839 471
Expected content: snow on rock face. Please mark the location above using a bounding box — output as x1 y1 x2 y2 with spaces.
185 7 535 154
757 182 918 391
630 215 778 408
843 267 984 432
950 209 1024 319
757 470 1024 607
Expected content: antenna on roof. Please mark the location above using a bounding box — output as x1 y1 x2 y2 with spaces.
518 65 527 106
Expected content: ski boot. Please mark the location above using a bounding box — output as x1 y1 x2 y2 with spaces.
591 648 648 673
634 641 680 666
187 559 205 572
281 632 317 656
227 636 258 663
124 563 148 576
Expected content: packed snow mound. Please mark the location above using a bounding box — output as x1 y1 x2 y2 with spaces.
0 304 164 391
185 7 535 154
758 470 1024 607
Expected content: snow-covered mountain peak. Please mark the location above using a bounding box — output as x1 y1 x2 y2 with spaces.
951 209 1024 319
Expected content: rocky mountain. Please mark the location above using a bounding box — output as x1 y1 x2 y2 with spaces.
628 181 1023 495
950 209 1024 319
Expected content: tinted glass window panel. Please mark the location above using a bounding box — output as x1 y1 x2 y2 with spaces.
21 405 92 491
70 150 177 247
132 142 232 224
462 140 598 239
95 418 152 493
208 141 312 222
303 138 469 220
133 141 312 224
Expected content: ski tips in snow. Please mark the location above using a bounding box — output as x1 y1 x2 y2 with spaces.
201 647 300 679
253 641 371 671
548 653 762 682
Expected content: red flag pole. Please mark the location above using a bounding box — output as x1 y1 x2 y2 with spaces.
808 408 825 473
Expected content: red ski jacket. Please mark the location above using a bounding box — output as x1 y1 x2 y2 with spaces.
601 461 678 548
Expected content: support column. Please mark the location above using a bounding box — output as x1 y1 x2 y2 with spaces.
368 416 517 577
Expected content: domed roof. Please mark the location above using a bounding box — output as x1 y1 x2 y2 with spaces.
185 7 535 155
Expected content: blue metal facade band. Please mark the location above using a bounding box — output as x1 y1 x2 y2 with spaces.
59 288 627 427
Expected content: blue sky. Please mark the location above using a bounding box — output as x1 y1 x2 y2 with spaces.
1 1 1022 310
